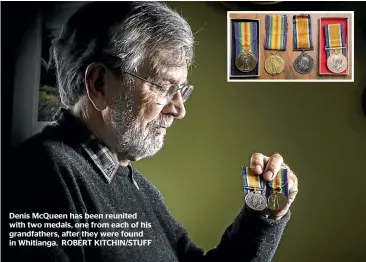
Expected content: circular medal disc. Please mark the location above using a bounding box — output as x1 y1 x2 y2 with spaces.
294 53 314 74
235 52 258 73
265 54 285 75
267 192 288 211
327 54 347 74
245 192 267 211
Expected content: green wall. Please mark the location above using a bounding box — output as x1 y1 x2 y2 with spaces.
133 2 366 261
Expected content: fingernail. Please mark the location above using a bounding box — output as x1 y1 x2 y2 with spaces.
265 171 273 179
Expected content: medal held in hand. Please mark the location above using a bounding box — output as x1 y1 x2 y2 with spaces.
325 23 348 73
234 22 258 73
264 14 288 75
293 14 314 74
265 169 289 211
242 167 267 211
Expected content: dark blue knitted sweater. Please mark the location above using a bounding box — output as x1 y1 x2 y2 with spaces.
7 112 290 262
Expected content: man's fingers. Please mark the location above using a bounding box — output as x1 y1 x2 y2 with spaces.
288 173 298 204
272 205 290 220
250 153 269 174
287 170 295 189
288 189 298 205
263 153 284 180
283 164 298 203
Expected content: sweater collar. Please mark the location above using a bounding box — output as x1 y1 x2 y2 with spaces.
53 108 120 183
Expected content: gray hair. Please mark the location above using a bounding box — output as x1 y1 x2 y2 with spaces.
53 1 195 107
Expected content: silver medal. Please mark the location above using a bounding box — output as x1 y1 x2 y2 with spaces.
245 192 267 211
294 53 314 74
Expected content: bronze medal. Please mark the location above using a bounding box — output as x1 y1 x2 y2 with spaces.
265 54 285 75
327 49 347 74
267 192 288 211
235 51 258 73
245 191 267 211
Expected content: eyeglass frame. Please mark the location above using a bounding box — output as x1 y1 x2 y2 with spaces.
122 71 193 104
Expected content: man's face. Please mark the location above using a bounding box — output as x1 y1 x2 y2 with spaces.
105 66 188 160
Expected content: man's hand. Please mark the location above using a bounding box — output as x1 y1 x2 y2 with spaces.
250 153 298 220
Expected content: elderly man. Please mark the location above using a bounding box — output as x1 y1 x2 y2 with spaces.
9 2 298 262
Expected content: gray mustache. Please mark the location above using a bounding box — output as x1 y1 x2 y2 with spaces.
155 117 173 128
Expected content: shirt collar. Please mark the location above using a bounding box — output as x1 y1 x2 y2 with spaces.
53 108 120 183
81 135 120 183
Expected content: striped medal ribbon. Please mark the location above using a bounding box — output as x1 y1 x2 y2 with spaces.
265 169 289 211
325 24 346 56
242 167 267 211
234 21 258 73
293 14 313 50
264 15 287 75
264 14 288 51
293 14 314 74
325 24 348 73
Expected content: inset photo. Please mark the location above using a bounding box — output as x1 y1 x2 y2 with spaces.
227 11 354 82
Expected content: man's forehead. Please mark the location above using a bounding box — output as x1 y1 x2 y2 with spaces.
136 63 188 84
154 67 188 83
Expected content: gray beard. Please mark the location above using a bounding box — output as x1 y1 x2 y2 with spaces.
108 91 172 160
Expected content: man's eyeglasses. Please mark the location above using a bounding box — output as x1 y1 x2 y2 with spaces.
123 71 193 104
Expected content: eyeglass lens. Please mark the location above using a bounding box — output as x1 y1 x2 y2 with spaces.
167 85 192 103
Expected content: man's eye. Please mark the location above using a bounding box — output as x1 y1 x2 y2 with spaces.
156 85 170 93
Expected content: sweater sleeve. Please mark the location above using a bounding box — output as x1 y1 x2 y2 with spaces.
134 171 290 262
6 139 88 262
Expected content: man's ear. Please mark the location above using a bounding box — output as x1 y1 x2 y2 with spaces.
84 62 107 111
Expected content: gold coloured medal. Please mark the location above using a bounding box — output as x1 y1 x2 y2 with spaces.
265 54 285 75
267 192 288 211
235 51 258 73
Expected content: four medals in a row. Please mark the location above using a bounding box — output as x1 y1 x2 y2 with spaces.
232 14 348 77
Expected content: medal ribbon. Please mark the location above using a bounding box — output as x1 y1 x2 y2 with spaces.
265 169 289 198
242 167 265 195
293 14 313 50
234 21 258 56
325 23 346 57
264 15 288 51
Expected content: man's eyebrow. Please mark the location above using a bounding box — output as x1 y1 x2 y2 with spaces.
156 75 188 86
148 70 189 85
159 75 179 84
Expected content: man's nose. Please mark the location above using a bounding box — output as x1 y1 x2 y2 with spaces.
161 92 186 119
